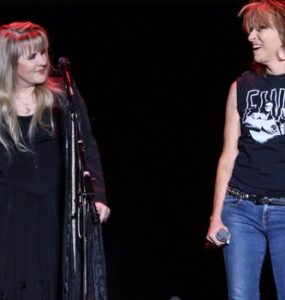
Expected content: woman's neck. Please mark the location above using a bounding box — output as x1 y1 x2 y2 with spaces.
13 86 35 99
265 61 285 75
13 87 37 116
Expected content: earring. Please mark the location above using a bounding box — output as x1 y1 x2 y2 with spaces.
277 45 285 61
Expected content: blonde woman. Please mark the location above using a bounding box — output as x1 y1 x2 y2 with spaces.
0 21 110 299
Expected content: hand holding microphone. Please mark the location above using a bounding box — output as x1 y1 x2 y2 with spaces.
205 228 231 250
216 228 231 244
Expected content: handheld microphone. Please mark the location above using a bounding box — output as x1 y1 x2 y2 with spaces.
205 228 230 250
58 57 74 96
216 228 230 243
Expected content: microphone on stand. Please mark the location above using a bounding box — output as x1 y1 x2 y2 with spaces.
58 57 74 96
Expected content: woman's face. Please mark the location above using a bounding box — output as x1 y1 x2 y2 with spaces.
247 23 282 67
16 47 48 88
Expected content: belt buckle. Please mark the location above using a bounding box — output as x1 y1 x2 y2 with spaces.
256 196 271 205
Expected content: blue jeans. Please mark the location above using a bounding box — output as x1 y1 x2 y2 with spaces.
222 194 285 300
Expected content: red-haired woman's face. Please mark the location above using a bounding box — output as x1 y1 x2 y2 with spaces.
248 24 282 67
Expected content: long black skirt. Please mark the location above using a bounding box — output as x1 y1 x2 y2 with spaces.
0 185 62 300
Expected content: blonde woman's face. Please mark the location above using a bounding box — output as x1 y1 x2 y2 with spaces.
16 48 48 88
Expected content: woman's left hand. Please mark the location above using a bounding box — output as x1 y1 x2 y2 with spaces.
94 202 111 223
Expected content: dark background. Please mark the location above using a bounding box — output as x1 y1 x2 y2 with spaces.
0 1 277 299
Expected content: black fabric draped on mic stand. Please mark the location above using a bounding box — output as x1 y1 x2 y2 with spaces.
59 57 108 300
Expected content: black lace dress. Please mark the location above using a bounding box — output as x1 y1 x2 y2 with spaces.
0 115 63 300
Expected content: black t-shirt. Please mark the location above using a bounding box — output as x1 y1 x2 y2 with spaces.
229 70 285 197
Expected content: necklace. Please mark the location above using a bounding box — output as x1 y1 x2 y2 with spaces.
14 93 36 115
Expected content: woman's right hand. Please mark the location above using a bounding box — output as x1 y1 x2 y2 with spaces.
206 218 229 247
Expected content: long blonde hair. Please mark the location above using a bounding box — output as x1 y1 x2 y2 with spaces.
0 21 63 153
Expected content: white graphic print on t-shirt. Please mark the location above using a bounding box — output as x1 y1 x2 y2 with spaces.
242 88 285 143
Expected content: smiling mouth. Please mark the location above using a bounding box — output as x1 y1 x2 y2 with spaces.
35 69 46 74
252 45 262 51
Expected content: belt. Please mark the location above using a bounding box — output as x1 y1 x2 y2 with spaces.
227 186 285 206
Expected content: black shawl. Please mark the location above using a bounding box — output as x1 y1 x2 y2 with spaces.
53 79 108 300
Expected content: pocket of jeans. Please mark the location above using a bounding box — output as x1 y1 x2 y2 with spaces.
223 194 242 206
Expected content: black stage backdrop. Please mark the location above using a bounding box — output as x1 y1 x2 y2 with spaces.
0 2 277 299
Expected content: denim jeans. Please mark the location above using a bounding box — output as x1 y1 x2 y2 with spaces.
222 194 285 300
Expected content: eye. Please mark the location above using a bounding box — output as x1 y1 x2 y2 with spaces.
27 53 37 60
256 25 267 32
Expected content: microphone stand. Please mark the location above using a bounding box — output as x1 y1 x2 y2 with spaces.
61 60 107 300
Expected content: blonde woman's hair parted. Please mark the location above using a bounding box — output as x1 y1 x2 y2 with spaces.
0 21 63 153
